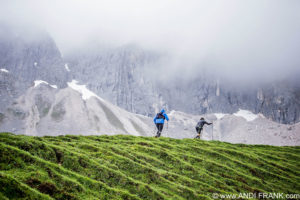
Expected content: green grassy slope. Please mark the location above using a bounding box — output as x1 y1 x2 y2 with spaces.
0 133 299 200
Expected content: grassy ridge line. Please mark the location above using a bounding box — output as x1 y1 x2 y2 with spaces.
0 133 300 200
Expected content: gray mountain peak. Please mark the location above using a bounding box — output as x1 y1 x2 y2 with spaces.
0 24 300 142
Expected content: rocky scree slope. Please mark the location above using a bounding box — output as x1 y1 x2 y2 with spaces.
0 81 150 136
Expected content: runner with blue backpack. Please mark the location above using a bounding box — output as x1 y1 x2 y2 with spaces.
153 109 169 138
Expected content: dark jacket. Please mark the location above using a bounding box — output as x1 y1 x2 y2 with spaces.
196 120 212 129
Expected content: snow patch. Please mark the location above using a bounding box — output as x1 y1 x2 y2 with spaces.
34 80 57 89
234 109 258 122
34 62 38 66
65 63 70 72
0 68 9 73
169 110 176 116
67 80 100 100
214 113 227 120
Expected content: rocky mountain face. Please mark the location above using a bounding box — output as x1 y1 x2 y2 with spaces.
0 24 70 113
1 80 299 146
0 24 299 126
66 46 300 124
159 77 300 124
65 45 162 116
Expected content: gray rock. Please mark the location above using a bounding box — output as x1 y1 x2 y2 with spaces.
0 23 299 125
65 45 300 124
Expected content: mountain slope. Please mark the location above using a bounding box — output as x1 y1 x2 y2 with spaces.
65 45 300 124
0 23 70 116
65 44 161 116
0 81 150 136
166 110 300 146
1 81 299 146
0 133 299 199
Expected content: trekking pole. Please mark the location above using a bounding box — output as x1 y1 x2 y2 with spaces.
153 124 156 137
212 122 214 141
166 121 168 136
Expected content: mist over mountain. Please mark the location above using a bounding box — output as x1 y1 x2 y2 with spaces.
0 0 300 144
0 20 300 125
64 43 300 124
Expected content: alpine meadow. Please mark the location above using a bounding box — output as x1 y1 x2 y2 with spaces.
1 133 300 199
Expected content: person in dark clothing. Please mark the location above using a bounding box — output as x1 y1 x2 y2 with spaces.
195 117 212 139
153 109 169 137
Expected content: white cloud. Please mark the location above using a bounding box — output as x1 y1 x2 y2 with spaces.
1 0 300 82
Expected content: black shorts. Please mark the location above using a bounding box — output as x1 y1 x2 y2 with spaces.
195 127 203 134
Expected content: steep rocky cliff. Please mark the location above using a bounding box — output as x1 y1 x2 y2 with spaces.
0 24 69 98
65 45 300 124
0 24 299 124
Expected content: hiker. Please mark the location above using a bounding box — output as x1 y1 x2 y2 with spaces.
195 117 212 139
153 109 169 137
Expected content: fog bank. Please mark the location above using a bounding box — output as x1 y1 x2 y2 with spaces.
1 0 300 82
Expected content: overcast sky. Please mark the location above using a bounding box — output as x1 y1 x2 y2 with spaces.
1 0 300 82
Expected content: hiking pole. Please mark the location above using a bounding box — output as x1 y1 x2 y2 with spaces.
167 121 168 131
153 124 157 137
165 121 169 136
212 122 214 141
167 121 169 134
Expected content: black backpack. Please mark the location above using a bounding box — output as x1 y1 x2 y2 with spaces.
156 112 165 120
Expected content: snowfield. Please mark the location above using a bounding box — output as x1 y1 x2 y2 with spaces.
214 113 227 120
34 80 57 89
0 68 9 73
234 109 258 121
67 80 99 100
65 63 70 72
